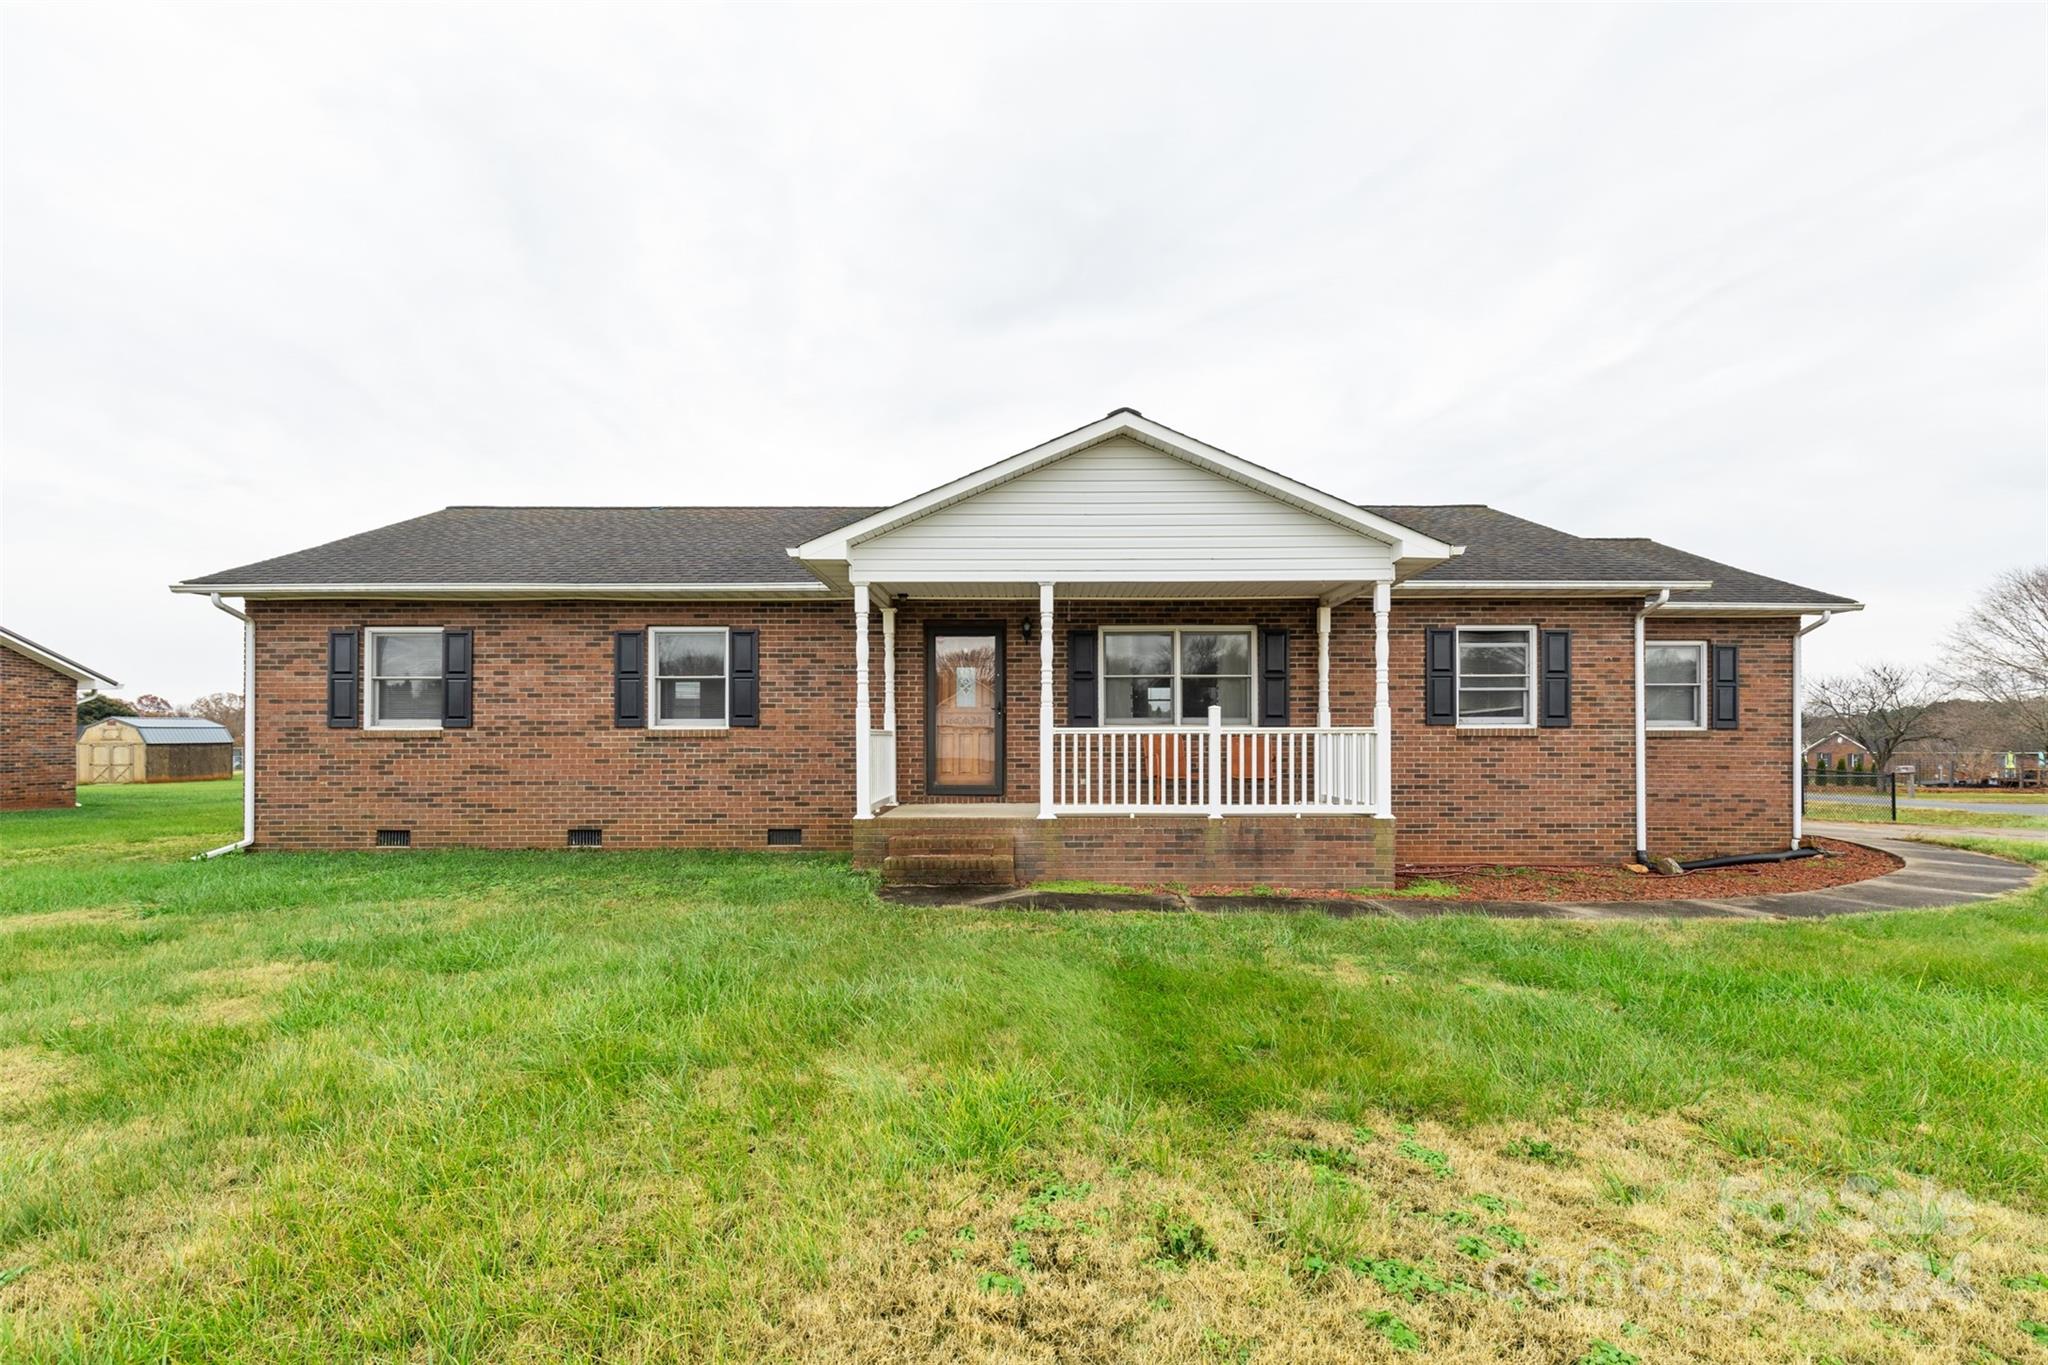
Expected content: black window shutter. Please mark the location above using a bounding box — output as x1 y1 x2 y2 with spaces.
1066 630 1098 727
1538 629 1571 728
1710 643 1740 729
614 630 645 728
729 628 760 727
1424 627 1456 726
327 628 360 728
441 630 473 728
1259 629 1289 726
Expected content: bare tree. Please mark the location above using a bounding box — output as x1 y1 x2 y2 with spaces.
187 692 246 744
133 693 177 716
1808 663 1950 772
1944 566 2048 753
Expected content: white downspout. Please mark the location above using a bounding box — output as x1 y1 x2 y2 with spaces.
1633 588 1670 863
198 593 254 858
1792 610 1835 848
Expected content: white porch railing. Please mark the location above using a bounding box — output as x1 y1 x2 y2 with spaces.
867 729 897 812
1051 709 1377 816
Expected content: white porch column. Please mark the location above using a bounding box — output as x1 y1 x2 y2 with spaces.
1316 605 1332 728
1372 581 1392 814
881 606 897 733
853 588 871 820
1038 582 1055 818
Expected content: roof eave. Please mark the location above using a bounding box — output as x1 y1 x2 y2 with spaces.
1654 600 1865 615
0 631 119 689
1393 579 1714 597
170 581 835 601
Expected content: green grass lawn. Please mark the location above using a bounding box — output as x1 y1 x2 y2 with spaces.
1906 788 2048 804
1805 799 2048 830
4 782 2047 1362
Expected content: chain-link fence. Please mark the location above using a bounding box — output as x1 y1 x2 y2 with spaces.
1801 768 1897 824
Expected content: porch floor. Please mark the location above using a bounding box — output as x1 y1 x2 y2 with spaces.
877 802 1041 820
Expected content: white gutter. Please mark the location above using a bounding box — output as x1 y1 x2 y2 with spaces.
197 593 254 859
168 581 832 599
1395 579 1712 596
1791 610 1836 848
1653 601 1863 615
1633 588 1671 862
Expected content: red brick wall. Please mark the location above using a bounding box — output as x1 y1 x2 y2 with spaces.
1646 618 1796 859
1366 599 1640 864
248 596 1797 866
1 646 78 811
251 600 860 850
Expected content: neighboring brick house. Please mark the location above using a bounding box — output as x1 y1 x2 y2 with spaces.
1804 730 1875 770
1 626 119 811
172 409 1860 886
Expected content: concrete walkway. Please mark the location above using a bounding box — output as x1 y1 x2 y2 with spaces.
888 829 2036 920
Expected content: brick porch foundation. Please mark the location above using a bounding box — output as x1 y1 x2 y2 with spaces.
854 811 1396 891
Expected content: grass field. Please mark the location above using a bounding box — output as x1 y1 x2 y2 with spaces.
1805 799 2048 830
1907 788 2048 804
4 782 2048 1361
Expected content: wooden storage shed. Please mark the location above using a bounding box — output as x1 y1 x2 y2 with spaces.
77 717 235 785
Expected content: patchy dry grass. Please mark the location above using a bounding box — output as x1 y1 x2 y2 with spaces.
2 782 2046 1361
0 1047 78 1113
773 1112 2048 1363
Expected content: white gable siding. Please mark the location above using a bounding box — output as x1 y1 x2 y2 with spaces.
849 438 1393 582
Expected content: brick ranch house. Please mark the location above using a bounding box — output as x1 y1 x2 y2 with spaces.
172 410 1861 888
2 626 120 811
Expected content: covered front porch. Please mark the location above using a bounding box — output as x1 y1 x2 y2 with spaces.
850 579 1395 824
785 409 1455 885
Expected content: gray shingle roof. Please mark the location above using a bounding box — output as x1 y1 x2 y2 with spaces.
178 501 1854 608
1364 506 1703 585
84 716 235 745
1585 538 1858 607
182 506 883 587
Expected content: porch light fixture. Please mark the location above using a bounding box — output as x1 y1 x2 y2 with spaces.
1020 615 1036 643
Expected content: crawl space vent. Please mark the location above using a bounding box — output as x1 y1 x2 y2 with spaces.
567 827 603 848
375 829 411 848
766 827 803 847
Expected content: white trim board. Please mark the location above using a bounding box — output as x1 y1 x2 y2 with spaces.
1395 580 1713 597
169 582 833 600
1652 601 1866 615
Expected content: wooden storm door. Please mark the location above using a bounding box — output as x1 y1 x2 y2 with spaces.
926 623 1005 796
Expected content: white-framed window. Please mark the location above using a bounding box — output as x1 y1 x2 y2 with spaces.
1645 641 1706 730
366 627 445 730
1100 627 1255 726
1456 626 1534 727
650 626 729 729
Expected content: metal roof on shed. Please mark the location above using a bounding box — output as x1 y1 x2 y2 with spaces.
86 717 235 745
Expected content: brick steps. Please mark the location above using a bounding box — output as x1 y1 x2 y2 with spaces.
879 833 1018 888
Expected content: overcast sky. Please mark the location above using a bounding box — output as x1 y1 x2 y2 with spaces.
3 3 2042 701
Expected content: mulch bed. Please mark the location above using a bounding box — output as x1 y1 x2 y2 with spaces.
1385 837 1902 902
1158 838 1903 905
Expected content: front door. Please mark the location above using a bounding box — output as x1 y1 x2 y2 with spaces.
926 624 1004 795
